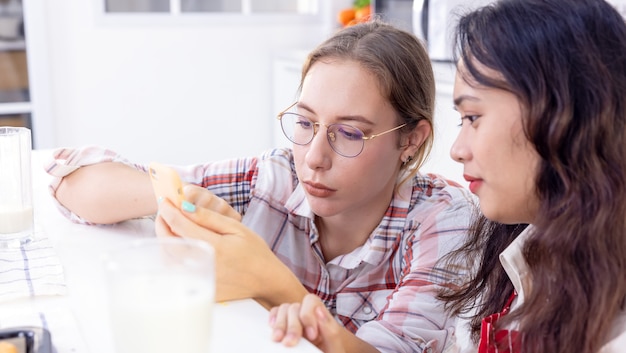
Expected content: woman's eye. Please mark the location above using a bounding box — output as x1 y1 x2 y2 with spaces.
336 125 363 141
458 115 480 126
296 119 313 129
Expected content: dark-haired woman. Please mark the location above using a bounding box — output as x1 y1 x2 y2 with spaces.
443 0 626 352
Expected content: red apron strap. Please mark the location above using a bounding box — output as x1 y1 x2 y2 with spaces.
477 291 520 353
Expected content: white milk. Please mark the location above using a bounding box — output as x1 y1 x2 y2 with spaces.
0 206 33 234
109 273 214 353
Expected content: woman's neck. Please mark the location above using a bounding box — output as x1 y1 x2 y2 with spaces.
315 200 391 262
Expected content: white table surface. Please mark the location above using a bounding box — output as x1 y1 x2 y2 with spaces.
0 149 320 353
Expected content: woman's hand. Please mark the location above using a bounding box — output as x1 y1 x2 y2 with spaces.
181 184 242 222
269 294 346 353
154 186 307 306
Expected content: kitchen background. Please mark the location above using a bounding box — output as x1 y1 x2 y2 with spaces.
1 0 625 186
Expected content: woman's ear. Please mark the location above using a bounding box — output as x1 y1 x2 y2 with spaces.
401 119 431 160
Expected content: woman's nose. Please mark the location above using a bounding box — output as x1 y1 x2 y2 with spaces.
450 131 470 163
304 126 333 169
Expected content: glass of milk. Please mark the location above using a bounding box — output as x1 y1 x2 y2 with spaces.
104 237 215 353
0 127 34 248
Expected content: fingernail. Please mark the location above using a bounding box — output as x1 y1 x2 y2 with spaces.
271 329 283 342
181 200 196 213
285 333 298 346
305 326 317 339
316 307 327 321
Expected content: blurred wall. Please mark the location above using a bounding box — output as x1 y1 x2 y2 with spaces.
24 0 352 164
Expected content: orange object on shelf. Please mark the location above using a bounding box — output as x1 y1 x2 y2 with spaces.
355 5 372 23
338 0 372 27
337 0 372 27
337 6 373 27
338 8 356 26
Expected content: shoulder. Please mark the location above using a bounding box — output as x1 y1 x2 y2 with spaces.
256 147 295 175
253 147 298 196
259 147 294 163
400 172 477 237
400 173 476 266
411 172 477 212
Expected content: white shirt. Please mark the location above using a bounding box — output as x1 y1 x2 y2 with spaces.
454 225 626 352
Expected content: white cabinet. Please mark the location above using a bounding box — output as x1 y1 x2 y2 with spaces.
0 0 31 135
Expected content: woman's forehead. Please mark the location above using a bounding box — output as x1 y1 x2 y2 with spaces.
301 60 385 102
457 57 508 89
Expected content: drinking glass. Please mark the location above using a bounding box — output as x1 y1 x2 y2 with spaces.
104 237 215 353
0 127 34 248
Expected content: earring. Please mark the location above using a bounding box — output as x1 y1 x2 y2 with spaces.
403 155 413 166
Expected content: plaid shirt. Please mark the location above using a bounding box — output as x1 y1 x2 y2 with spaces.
47 146 475 353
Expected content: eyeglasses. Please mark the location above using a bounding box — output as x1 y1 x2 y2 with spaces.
277 103 407 158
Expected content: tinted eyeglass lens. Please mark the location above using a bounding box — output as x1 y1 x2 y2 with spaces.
327 124 365 157
279 113 366 157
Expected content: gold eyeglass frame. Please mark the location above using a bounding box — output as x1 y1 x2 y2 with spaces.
276 102 407 157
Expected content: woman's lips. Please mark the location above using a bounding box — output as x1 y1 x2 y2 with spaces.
468 180 483 194
463 174 483 194
303 181 336 198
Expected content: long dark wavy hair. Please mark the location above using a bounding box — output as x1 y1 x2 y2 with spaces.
439 1 626 352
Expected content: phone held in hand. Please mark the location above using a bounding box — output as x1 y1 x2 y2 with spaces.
148 162 184 208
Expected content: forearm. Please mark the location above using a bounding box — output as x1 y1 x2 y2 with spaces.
254 258 310 309
55 162 156 224
340 329 380 353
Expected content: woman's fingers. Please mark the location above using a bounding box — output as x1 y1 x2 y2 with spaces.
314 306 344 353
156 199 224 243
154 210 175 238
270 303 293 342
285 303 306 346
158 185 245 243
300 294 345 353
269 295 329 349
270 303 305 347
183 184 241 221
300 294 322 341
159 196 244 236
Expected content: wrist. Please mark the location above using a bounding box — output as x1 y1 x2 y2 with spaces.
254 260 308 309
